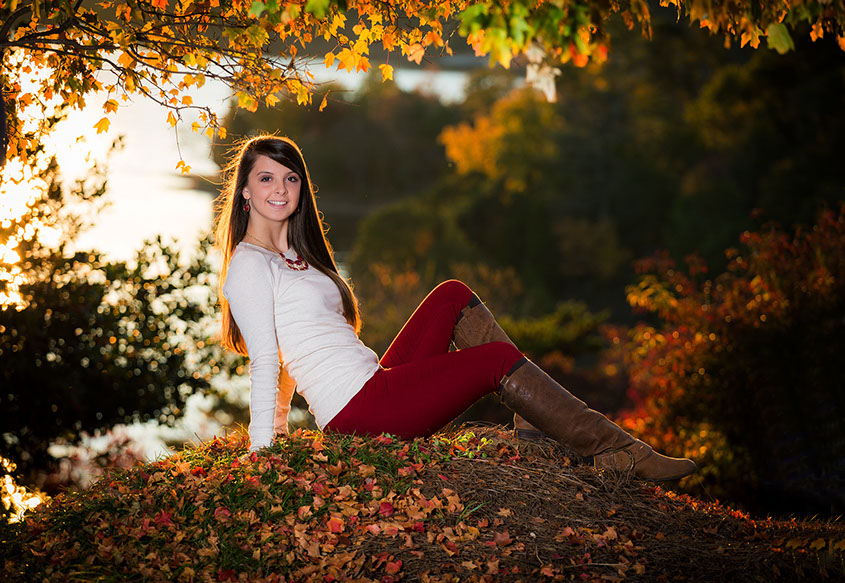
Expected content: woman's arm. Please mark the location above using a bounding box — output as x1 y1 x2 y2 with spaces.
274 366 296 436
223 251 280 450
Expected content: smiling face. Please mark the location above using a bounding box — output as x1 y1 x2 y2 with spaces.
243 154 302 238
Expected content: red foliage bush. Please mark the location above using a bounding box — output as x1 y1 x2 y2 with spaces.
617 205 845 516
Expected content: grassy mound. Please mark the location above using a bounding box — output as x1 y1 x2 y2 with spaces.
2 427 843 582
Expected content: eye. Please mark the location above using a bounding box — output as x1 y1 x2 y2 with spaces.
287 175 299 183
260 176 273 182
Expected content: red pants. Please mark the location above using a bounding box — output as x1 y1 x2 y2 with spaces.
325 280 524 439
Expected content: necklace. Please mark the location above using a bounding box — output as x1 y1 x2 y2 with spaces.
245 232 309 271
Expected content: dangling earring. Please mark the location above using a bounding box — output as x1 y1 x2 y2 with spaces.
243 199 250 212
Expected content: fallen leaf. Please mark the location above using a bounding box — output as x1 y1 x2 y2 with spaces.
385 559 403 575
493 530 512 547
379 502 395 517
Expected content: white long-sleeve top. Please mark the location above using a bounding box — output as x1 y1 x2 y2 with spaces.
222 242 380 450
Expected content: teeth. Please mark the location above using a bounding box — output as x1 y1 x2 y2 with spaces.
268 201 287 206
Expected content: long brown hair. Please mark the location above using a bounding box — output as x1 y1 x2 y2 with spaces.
214 135 361 355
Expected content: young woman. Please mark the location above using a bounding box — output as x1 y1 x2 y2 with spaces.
216 136 695 481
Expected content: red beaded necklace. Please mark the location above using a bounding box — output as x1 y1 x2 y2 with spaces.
245 233 309 271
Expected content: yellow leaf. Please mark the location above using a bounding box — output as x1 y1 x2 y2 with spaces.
319 92 329 112
181 95 193 106
379 63 393 81
191 122 201 132
810 538 826 551
118 51 135 68
265 93 280 107
93 117 110 134
175 160 191 174
237 92 257 111
838 35 845 52
167 111 178 126
324 52 335 68
103 99 119 113
337 48 357 72
218 127 227 139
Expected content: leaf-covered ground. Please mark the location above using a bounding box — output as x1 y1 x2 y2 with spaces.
2 427 843 582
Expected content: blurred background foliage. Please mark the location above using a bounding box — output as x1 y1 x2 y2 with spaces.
0 142 246 521
3 5 844 520
210 9 844 516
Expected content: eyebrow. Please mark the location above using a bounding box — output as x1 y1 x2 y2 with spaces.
256 170 299 177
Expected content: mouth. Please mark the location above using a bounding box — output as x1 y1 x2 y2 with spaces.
267 201 288 207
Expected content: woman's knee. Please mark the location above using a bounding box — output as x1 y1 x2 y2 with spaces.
431 279 473 304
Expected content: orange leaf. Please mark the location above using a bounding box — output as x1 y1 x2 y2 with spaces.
118 51 134 68
385 560 403 575
337 48 357 72
407 43 425 64
327 516 344 533
93 117 110 134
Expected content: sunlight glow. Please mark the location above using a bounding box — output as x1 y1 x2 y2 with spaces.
1 458 48 523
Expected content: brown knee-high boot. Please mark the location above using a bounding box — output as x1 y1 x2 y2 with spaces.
499 358 696 481
453 294 542 439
